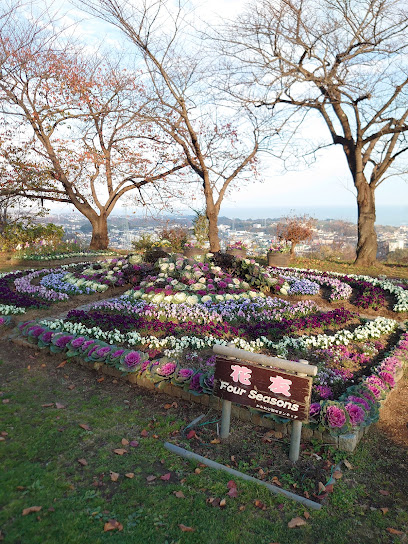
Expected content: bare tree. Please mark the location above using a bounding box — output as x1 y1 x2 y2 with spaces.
223 0 408 265
276 213 316 255
79 0 273 252
0 18 187 249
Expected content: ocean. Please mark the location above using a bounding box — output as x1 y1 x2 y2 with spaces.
218 205 408 227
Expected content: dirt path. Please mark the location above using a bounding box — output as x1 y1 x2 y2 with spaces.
377 371 408 448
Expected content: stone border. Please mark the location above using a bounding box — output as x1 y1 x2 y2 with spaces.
11 333 405 452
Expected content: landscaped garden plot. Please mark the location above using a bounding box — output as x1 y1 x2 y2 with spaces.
3 253 407 448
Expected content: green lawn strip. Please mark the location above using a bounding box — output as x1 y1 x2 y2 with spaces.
1 357 407 543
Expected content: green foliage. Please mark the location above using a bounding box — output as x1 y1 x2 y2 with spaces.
158 225 189 252
132 233 155 252
0 222 64 251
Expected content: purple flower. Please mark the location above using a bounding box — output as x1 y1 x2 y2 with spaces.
0 317 5 326
87 345 99 357
71 336 86 348
157 362 177 376
189 372 203 392
110 349 125 360
95 346 111 358
345 403 366 426
40 331 53 343
309 403 321 417
29 326 45 337
55 335 74 348
315 385 333 399
326 405 347 428
82 340 96 351
124 351 141 368
178 368 194 379
347 396 371 411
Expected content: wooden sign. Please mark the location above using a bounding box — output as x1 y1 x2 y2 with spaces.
213 356 312 422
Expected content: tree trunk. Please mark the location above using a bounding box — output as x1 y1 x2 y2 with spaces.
89 214 109 250
354 182 377 266
205 199 221 253
290 242 296 255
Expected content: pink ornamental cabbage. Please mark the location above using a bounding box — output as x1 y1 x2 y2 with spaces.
157 362 177 376
124 351 141 368
345 403 366 426
326 405 347 428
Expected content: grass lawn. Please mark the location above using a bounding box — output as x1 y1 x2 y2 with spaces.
1 339 407 544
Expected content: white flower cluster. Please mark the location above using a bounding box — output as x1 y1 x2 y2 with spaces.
301 317 398 349
0 303 26 315
124 288 264 305
63 272 109 293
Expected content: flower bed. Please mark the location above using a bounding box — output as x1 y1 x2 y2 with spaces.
4 253 408 451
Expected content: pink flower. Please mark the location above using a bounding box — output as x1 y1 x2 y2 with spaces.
326 405 346 428
157 362 177 376
345 403 365 426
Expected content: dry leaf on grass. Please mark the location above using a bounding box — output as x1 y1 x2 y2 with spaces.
125 473 134 479
121 438 129 446
146 475 156 482
140 429 149 437
318 482 326 493
160 473 171 481
22 506 42 516
380 507 389 515
77 458 87 466
174 491 185 498
56 361 67 368
333 471 343 479
179 524 195 532
113 449 127 455
387 528 404 535
104 520 123 532
303 511 310 520
67 385 75 390
129 440 139 448
42 403 54 408
288 517 307 528
254 499 267 510
343 459 353 470
55 403 65 410
110 472 119 482
379 490 390 496
78 424 91 431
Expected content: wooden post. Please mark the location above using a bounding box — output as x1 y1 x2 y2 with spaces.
289 359 308 463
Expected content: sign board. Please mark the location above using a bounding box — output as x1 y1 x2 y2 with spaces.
213 356 312 422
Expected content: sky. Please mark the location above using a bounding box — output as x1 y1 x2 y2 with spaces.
17 0 408 222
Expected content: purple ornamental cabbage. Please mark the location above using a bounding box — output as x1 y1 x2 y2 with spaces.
345 403 366 426
124 351 141 368
325 405 347 428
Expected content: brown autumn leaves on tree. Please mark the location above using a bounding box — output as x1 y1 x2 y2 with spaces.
0 14 188 249
276 214 316 255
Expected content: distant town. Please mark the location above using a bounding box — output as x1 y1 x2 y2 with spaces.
41 211 407 259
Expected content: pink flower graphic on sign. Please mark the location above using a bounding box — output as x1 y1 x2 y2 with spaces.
230 365 252 385
268 375 292 397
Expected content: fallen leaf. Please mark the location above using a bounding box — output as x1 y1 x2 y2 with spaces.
239 505 246 511
56 360 67 368
77 458 87 466
343 459 353 470
254 499 266 510
41 364 46 368
179 524 195 532
112 379 118 384
288 517 307 528
333 471 343 479
129 441 139 448
219 498 227 508
2 399 9 404
113 449 127 455
325 484 334 493
160 473 171 481
163 403 173 409
78 424 91 431
55 403 65 410
227 487 238 498
48 507 55 512
387 528 404 535
121 438 129 446
27 365 31 370
153 434 159 439
272 476 282 487
110 471 119 482
186 430 196 440
1 432 8 437
318 482 326 493
194 468 201 474
22 506 42 516
140 429 149 437
67 385 75 390
227 480 237 489
174 491 185 498
16 486 25 491
97 377 105 383
125 473 134 479
0 437 5 442
379 490 390 496
146 475 156 482
380 507 389 515
104 519 123 532
210 438 221 444
303 511 310 520
42 403 54 408
304 491 310 499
